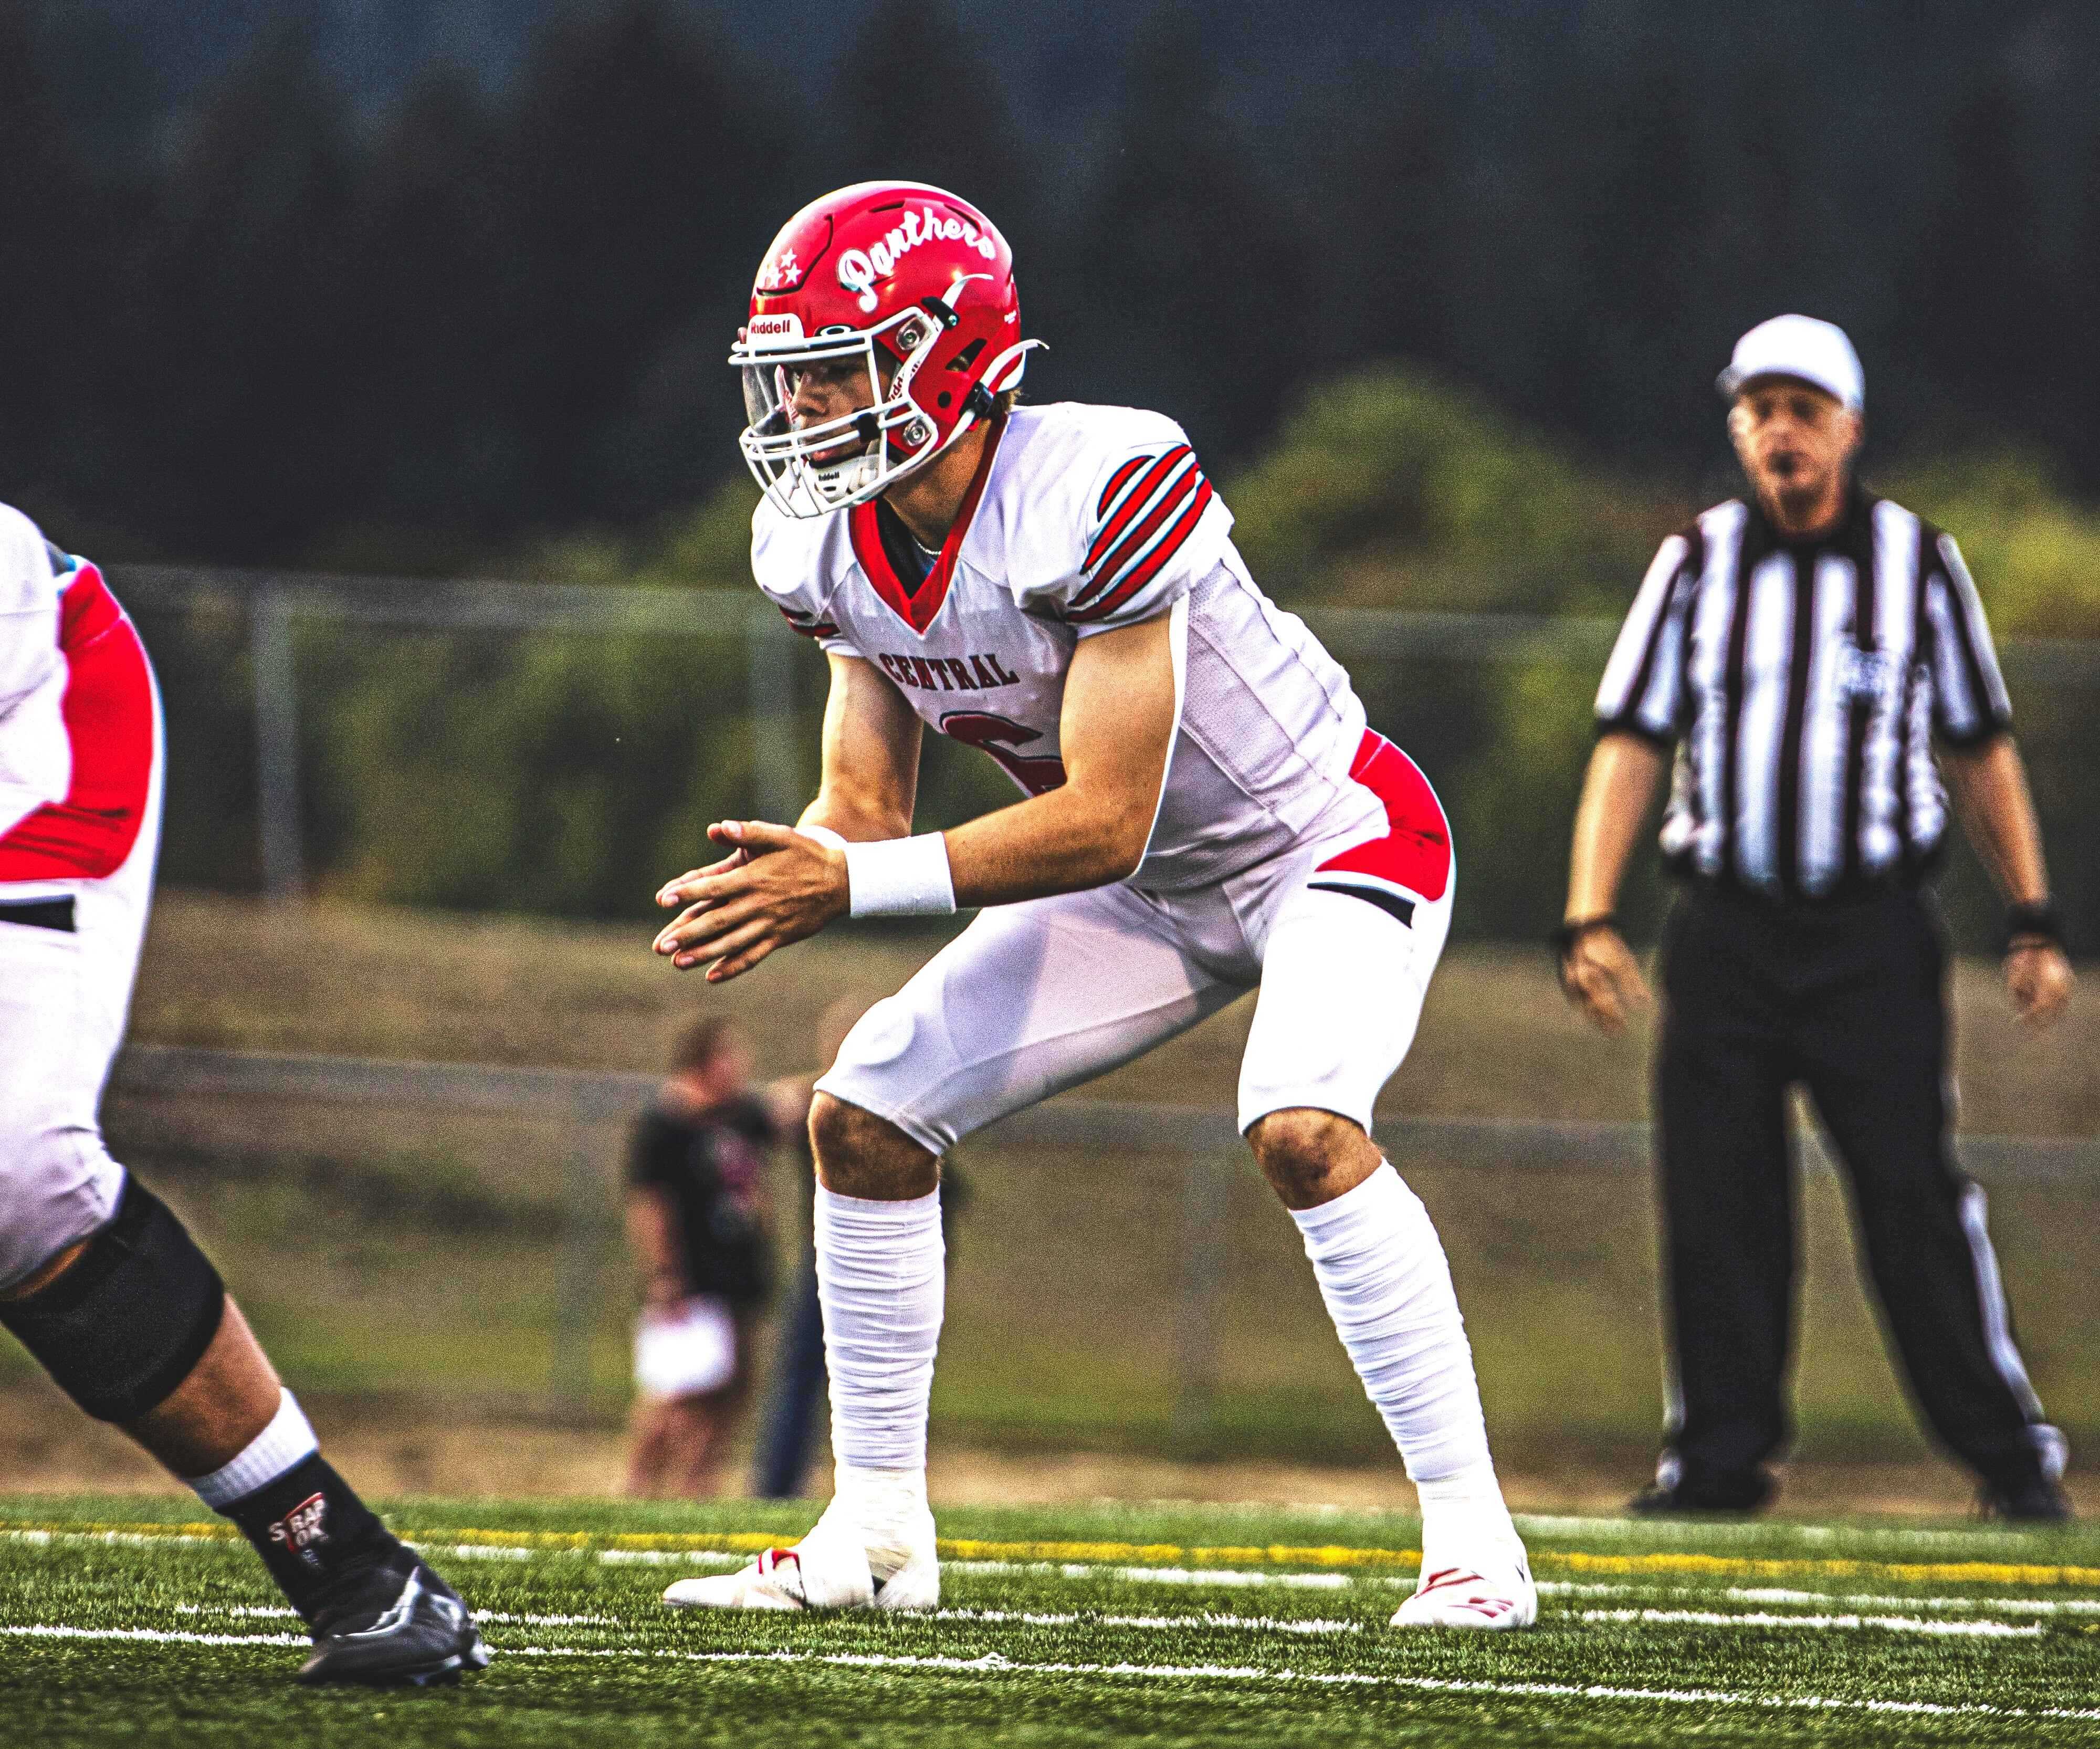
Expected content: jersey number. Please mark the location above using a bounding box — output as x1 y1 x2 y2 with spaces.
940 711 1067 797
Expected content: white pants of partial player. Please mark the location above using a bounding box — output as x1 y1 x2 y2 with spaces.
0 737 163 1292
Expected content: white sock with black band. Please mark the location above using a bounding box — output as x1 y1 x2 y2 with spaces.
1290 1164 1522 1576
815 1185 943 1578
185 1387 319 1511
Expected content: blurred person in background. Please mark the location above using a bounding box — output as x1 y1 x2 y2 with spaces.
1560 316 2075 1520
624 1017 776 1496
0 506 487 1684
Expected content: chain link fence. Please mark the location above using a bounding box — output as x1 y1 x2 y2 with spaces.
110 567 2100 949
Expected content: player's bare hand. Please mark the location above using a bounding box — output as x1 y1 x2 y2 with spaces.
652 821 848 982
1560 924 1652 1034
653 839 751 909
2006 941 2073 1028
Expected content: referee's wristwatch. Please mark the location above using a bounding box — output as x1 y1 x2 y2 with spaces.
2003 900 2064 955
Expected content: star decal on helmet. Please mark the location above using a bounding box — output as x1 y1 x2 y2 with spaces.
755 245 802 294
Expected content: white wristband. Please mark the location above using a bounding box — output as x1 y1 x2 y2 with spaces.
844 833 956 917
796 824 848 852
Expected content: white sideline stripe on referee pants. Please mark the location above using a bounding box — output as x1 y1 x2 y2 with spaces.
1958 1182 2042 1418
4 1625 2097 1723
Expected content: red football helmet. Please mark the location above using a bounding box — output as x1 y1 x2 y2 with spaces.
731 181 1040 517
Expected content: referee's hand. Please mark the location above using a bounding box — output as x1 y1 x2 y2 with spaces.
2006 942 2074 1028
1561 925 1652 1034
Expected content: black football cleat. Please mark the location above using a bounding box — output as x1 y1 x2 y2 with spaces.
297 1557 490 1687
1626 1470 1774 1518
1978 1476 2073 1523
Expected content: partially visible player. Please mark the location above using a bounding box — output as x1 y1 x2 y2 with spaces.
0 505 487 1685
654 182 1535 1629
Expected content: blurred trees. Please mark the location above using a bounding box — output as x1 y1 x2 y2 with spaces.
1059 3 1308 458
5 1 2100 568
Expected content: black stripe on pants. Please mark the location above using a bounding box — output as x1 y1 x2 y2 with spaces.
1655 881 2055 1491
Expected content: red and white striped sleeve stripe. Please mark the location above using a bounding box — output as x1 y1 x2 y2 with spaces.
778 604 841 640
1065 444 1216 625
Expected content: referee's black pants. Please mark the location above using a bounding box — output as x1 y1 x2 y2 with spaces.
1655 879 2057 1495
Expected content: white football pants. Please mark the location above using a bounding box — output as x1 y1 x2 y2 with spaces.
818 732 1453 1149
0 716 162 1292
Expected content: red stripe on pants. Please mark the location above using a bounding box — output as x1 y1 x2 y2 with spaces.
1314 730 1451 902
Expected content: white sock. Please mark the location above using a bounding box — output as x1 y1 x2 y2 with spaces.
816 1185 942 1570
184 1388 319 1511
1291 1164 1520 1570
830 1460 932 1580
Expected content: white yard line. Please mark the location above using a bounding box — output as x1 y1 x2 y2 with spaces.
930 1607 1362 1636
1578 1607 2041 1639
1544 1580 2100 1617
172 1604 615 1627
8 1619 2096 1721
948 1558 1372 1589
77 1596 2066 1642
17 1526 2094 1628
57 1627 2100 1724
0 1624 309 1649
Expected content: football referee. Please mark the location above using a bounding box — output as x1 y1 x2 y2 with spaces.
1559 314 2075 1520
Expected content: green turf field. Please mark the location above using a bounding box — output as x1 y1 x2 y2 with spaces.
5 1494 2099 1746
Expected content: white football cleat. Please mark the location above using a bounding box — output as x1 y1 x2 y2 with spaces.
1391 1553 1538 1630
662 1542 873 1611
662 1505 939 1613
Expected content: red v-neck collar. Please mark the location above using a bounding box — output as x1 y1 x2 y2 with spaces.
848 417 1004 638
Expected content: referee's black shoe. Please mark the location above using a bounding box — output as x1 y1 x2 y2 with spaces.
298 1555 491 1687
1978 1476 2073 1524
1626 1470 1774 1518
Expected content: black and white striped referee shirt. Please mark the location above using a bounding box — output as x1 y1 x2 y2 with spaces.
1595 487 2011 900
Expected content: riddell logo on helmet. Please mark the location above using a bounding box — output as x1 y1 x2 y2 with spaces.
745 312 805 345
837 207 997 313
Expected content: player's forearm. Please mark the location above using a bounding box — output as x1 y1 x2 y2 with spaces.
942 782 1155 906
1565 734 1667 920
798 788 912 844
1946 737 2051 906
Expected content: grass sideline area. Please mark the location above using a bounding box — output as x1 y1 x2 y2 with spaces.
36 889 2088 1469
6 1495 2100 1746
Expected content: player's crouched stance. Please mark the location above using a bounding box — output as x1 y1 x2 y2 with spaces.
652 184 1534 1631
0 508 486 1685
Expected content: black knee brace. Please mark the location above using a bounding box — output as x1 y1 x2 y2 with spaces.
0 1176 225 1422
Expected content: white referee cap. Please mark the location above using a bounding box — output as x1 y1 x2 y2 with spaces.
1717 314 1864 410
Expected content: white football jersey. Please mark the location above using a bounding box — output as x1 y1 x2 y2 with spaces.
750 402 1376 892
0 501 159 890
0 504 69 851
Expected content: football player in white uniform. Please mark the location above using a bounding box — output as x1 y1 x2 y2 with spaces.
655 182 1535 1629
0 508 487 1684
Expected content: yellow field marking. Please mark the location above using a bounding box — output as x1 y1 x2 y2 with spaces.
6 1519 2098 1590
5 1520 235 1542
